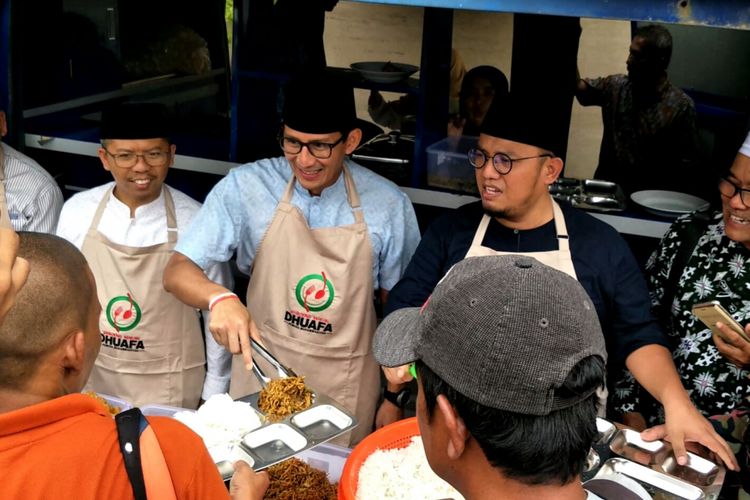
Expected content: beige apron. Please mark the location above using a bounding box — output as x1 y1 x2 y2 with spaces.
466 198 577 279
0 145 14 229
466 197 608 414
82 187 205 408
229 165 380 446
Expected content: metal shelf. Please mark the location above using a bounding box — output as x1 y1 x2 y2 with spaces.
236 68 419 94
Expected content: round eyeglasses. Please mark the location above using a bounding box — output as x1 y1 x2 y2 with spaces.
279 135 345 159
104 149 171 169
719 177 750 207
467 148 553 175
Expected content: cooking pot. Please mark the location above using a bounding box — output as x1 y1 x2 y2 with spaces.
351 131 414 186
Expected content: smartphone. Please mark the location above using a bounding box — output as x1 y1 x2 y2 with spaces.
692 301 749 343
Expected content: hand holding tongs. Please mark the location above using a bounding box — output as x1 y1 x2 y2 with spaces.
250 338 297 387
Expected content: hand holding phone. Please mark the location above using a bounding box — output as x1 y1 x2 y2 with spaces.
692 301 749 343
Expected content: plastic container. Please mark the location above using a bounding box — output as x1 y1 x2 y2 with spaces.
338 417 419 499
140 403 193 417
296 442 352 483
426 136 479 194
94 392 132 415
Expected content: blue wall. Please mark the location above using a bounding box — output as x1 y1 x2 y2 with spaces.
353 0 750 30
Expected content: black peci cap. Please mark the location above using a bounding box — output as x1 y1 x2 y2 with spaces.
100 103 172 141
282 70 357 135
480 93 560 154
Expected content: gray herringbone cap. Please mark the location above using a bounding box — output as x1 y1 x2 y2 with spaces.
373 255 607 415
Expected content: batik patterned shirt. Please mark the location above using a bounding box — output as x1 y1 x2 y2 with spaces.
613 211 750 424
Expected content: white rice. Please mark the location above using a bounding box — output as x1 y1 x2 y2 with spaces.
355 436 465 500
174 393 263 463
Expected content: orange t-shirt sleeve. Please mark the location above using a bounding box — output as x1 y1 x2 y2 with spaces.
149 416 230 500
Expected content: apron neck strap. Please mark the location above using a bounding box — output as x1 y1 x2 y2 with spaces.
341 164 364 223
281 171 297 203
281 162 364 222
470 214 492 248
162 187 178 243
90 187 114 231
550 199 570 251
91 186 177 242
471 196 570 250
342 164 362 209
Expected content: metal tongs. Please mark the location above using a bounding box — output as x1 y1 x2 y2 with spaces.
250 338 297 387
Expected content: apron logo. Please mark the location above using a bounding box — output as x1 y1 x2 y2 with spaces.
105 293 142 332
283 310 333 334
295 272 335 312
100 331 145 351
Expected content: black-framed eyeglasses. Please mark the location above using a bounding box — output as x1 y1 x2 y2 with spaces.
719 177 750 206
104 149 171 169
279 135 345 159
467 148 553 175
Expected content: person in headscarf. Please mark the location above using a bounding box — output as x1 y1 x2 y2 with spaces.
448 65 509 137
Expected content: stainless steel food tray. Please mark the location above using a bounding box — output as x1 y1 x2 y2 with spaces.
585 419 725 499
549 178 626 212
142 390 357 481
219 390 357 478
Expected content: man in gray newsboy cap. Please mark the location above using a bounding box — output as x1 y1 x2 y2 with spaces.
373 255 636 499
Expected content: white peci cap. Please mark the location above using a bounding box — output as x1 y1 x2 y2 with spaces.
740 130 750 158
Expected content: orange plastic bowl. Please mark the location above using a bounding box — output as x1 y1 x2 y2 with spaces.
338 417 420 499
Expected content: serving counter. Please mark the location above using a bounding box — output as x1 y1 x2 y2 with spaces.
402 186 673 239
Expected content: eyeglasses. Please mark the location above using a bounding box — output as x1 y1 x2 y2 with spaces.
279 135 345 159
104 149 171 169
719 177 750 206
468 148 553 175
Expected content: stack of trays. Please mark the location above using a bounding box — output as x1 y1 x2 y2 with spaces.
549 178 626 212
585 418 725 499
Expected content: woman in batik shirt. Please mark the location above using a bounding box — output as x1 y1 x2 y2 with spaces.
614 133 750 493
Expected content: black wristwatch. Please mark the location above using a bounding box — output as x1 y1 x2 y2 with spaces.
383 387 411 409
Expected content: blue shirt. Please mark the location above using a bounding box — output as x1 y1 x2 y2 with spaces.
176 157 420 290
385 201 668 367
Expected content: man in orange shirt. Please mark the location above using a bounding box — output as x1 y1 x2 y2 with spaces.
0 233 268 500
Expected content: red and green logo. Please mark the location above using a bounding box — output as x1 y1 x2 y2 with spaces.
105 293 142 332
295 272 335 312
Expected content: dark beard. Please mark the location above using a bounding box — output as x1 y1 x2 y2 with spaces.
483 207 508 219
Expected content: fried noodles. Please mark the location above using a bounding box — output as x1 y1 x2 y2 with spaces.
264 458 337 500
257 376 313 421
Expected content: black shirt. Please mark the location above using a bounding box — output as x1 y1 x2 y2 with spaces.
386 201 668 367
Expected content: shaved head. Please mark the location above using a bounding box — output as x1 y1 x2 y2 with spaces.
0 233 94 387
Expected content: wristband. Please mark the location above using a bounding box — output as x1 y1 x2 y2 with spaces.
383 388 412 409
208 292 239 311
